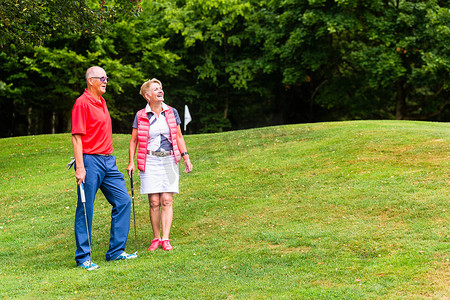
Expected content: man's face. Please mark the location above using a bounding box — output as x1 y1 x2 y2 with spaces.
89 69 108 95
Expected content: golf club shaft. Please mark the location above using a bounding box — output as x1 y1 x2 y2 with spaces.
131 173 137 253
80 182 92 267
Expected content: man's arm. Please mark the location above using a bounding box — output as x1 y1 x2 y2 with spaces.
72 134 86 185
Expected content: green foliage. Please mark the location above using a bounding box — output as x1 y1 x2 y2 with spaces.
333 0 450 120
0 121 449 298
0 0 143 53
253 0 449 121
0 0 449 137
157 0 262 132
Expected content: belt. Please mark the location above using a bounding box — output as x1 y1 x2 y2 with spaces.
84 153 111 157
147 150 173 157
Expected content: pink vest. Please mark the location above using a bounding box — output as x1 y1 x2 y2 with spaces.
136 106 181 172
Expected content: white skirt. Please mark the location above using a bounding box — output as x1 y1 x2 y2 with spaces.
140 155 179 194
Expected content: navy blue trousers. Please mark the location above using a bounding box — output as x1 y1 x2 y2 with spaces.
75 154 131 264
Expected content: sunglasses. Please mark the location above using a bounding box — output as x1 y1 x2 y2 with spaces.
91 76 109 83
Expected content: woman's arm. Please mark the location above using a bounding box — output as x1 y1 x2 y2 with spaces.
127 128 138 177
176 125 193 173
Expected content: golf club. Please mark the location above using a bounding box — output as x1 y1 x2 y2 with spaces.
130 172 138 254
79 182 93 268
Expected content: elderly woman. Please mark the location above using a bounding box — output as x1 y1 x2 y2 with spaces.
127 78 193 251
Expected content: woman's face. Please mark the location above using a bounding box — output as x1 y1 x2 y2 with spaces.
146 82 164 103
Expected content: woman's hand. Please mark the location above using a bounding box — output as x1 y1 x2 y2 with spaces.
126 162 135 178
183 158 193 173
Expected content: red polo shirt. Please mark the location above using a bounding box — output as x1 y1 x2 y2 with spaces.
72 89 113 154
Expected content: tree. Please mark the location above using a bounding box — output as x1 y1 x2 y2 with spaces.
157 0 272 132
0 0 142 53
259 0 449 120
1 0 448 137
0 0 181 136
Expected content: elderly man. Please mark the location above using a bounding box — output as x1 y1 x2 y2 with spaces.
72 66 136 270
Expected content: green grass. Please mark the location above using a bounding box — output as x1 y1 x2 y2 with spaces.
0 120 448 299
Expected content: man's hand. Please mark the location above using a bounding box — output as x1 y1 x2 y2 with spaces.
75 167 86 185
72 134 85 185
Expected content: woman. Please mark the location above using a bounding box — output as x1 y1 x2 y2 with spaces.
127 78 193 251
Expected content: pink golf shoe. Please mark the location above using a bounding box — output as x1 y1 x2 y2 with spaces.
148 238 161 251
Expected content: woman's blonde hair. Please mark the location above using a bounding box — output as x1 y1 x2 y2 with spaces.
140 78 162 97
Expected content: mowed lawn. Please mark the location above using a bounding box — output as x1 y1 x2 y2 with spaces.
0 120 448 299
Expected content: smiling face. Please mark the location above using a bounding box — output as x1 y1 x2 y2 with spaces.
145 82 164 103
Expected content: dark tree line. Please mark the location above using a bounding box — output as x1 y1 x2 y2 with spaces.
0 0 448 137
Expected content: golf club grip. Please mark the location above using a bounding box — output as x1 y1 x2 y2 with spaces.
130 173 134 190
80 182 86 203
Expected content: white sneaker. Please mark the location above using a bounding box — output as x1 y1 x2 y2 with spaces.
79 260 99 271
113 251 138 260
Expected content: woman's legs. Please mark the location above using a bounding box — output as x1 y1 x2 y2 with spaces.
160 192 173 240
148 193 161 240
148 192 173 240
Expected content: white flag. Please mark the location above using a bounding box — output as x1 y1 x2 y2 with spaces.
184 105 192 131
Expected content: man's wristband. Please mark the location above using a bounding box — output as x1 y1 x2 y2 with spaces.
181 152 189 157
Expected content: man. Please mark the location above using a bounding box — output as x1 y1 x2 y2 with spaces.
72 66 137 270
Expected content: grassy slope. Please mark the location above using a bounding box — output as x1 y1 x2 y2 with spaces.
0 120 448 299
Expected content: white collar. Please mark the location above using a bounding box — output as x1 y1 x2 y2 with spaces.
145 102 169 113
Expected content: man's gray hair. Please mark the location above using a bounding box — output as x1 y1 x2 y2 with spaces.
85 66 105 81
